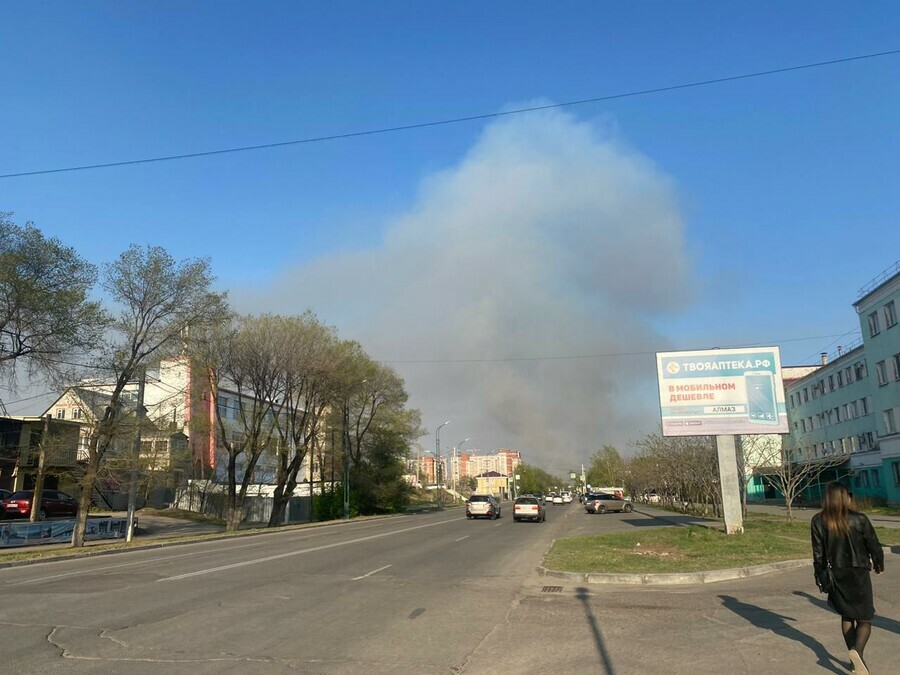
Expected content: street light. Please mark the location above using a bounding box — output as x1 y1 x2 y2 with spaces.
435 420 450 508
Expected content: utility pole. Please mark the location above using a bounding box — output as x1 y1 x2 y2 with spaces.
29 414 52 522
126 366 147 542
435 420 450 509
343 401 351 521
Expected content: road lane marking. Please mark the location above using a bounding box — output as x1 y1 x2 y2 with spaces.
6 537 278 586
4 517 413 584
8 551 205 586
352 564 392 580
455 536 469 542
494 522 503 526
158 518 458 582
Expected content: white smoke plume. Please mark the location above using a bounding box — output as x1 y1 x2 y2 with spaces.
234 108 695 473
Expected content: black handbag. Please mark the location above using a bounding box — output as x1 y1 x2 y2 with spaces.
816 563 834 594
815 525 834 594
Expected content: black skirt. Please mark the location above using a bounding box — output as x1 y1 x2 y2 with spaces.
828 567 874 620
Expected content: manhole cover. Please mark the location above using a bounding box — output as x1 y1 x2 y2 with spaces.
541 586 563 593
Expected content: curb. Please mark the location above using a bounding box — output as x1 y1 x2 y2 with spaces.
538 558 812 586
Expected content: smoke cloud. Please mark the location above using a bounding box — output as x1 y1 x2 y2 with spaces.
234 108 695 474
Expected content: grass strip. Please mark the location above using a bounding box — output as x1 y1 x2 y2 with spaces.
544 521 900 574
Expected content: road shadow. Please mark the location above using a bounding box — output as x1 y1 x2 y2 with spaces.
575 587 617 675
793 590 900 636
718 595 845 674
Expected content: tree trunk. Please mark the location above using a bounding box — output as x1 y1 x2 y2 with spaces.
72 460 98 547
268 488 287 527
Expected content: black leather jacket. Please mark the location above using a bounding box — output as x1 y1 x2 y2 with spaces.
811 510 884 574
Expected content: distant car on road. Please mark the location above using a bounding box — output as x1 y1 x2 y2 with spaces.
513 496 545 522
1 490 79 520
584 493 634 514
562 492 573 504
552 494 564 505
466 494 501 520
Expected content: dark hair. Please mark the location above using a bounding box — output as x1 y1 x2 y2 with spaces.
821 481 851 536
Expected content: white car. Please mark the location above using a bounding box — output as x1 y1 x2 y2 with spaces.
562 493 573 504
552 495 564 505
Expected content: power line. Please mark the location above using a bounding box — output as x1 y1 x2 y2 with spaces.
2 49 898 180
379 333 856 365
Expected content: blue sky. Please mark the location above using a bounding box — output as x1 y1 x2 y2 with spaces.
2 2 899 472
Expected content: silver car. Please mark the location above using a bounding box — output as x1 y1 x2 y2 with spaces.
465 494 501 520
584 493 634 514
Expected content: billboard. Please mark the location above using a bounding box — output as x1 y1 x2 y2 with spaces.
656 346 789 437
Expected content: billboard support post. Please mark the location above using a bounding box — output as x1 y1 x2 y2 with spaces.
715 435 744 534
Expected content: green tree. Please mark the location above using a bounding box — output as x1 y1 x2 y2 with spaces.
516 463 560 494
0 213 105 385
586 445 625 488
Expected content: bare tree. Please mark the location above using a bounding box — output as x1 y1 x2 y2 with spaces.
748 435 847 522
199 315 287 531
72 245 228 547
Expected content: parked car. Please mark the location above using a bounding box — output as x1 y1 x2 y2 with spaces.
513 496 545 522
645 492 661 504
466 494 501 520
1 490 79 520
584 493 634 514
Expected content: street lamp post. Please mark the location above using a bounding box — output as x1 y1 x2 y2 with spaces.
435 420 450 509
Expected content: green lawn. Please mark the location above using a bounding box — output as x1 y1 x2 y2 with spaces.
544 521 900 574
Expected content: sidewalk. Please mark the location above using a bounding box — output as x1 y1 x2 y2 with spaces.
747 503 900 528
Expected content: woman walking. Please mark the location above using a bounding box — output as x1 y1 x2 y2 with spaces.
811 482 885 674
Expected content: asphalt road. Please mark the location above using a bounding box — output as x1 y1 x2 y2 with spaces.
1 502 897 674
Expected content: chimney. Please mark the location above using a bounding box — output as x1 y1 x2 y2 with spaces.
837 345 844 356
820 352 828 365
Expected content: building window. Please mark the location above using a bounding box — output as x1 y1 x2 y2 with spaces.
893 461 900 488
893 353 900 381
828 374 835 391
803 388 809 403
868 311 880 337
861 397 870 415
885 409 897 435
72 407 82 420
851 400 859 418
56 408 65 419
866 431 875 447
844 367 853 384
884 300 897 328
854 471 869 488
217 396 229 417
854 361 867 380
872 469 880 487
876 360 888 386
801 419 807 433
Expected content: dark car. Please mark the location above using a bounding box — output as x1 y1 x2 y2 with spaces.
584 493 633 514
1 490 79 520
